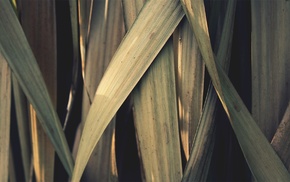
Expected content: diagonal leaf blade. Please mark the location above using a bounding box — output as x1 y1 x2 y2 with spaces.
74 0 124 180
180 0 290 181
182 1 237 180
72 0 184 181
0 0 73 176
271 102 290 171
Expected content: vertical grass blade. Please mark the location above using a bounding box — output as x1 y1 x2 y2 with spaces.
133 39 183 181
19 1 58 180
251 1 290 140
73 0 125 181
64 0 81 127
125 3 183 178
0 0 73 175
30 108 55 182
0 52 11 182
122 0 146 30
72 1 184 181
78 0 91 68
180 0 290 181
182 1 237 180
12 74 32 182
173 18 204 160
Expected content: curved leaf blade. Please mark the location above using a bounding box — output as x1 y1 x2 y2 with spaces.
0 0 73 176
180 0 290 181
72 0 184 181
182 1 237 180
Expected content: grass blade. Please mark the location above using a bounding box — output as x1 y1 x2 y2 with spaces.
73 0 124 181
180 0 290 181
173 17 204 160
122 0 146 30
30 108 55 182
133 39 183 181
64 0 81 127
78 0 91 68
182 1 236 180
12 74 32 182
72 1 184 180
19 1 58 180
0 0 73 175
251 1 290 140
0 52 11 182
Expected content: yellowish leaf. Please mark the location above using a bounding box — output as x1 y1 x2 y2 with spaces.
133 39 183 181
174 17 204 160
72 1 184 181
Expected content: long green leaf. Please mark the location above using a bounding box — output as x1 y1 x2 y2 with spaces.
133 39 183 181
0 0 73 175
19 0 58 180
180 0 290 181
72 0 184 181
78 0 91 67
174 17 204 160
123 0 180 180
74 0 124 180
182 1 237 180
0 52 11 182
251 0 290 140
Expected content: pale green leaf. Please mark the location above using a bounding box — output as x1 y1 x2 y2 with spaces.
180 0 290 181
73 0 124 181
133 39 183 181
72 0 184 181
173 17 204 160
0 0 73 175
122 0 146 30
